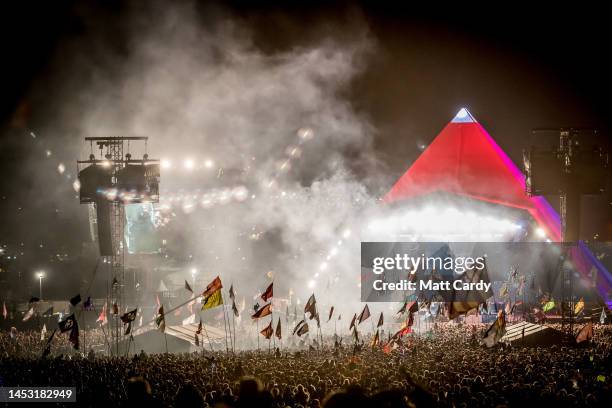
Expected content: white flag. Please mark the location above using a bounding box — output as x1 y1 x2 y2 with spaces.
601 307 607 324
22 307 35 322
41 323 47 341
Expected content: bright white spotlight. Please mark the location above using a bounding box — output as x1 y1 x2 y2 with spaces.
308 279 316 289
72 180 81 192
184 159 195 170
342 229 351 239
297 127 314 140
161 159 172 169
57 163 65 174
535 227 546 238
204 159 214 169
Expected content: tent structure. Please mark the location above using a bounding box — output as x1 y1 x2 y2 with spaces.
383 108 611 305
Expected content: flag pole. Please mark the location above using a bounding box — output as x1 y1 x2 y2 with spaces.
257 319 260 351
232 309 237 352
222 303 230 352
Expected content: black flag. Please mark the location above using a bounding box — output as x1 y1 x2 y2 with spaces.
377 312 384 328
58 314 77 333
184 280 193 293
70 294 81 307
121 309 137 324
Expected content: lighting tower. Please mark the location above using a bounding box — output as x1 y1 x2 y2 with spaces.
77 137 160 355
524 128 607 335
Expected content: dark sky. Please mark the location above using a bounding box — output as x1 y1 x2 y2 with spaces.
1 0 610 263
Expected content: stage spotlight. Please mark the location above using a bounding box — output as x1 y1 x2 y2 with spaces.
535 227 547 239
161 159 172 169
204 159 214 169
184 159 195 170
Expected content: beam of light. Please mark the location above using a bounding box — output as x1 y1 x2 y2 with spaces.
183 158 195 170
161 159 172 169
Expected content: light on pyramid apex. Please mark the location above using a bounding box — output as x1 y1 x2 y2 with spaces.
451 107 477 123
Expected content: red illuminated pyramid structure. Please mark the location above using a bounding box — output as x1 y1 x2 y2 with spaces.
383 108 611 303
384 108 560 240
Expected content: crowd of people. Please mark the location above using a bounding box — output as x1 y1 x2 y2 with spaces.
1 323 610 407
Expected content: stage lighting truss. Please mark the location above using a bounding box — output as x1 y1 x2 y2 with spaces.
77 137 160 204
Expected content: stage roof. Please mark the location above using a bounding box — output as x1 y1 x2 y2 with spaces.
383 108 611 305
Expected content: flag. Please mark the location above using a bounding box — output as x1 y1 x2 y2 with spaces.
275 318 282 340
261 282 273 302
195 333 199 346
124 322 132 335
293 319 305 335
304 294 317 318
202 288 224 311
121 309 137 324
70 294 81 307
229 284 235 300
202 276 223 298
196 320 202 335
138 314 143 327
296 322 309 336
184 280 193 293
499 283 508 298
600 307 607 324
574 298 585 315
40 323 47 341
2 301 7 319
155 306 165 332
543 299 555 313
377 312 384 328
42 329 55 357
449 263 492 319
483 311 506 348
260 321 273 339
58 314 77 333
97 303 108 325
252 303 272 319
83 296 93 311
349 313 357 331
22 307 35 322
576 322 593 344
232 300 239 317
370 329 380 348
357 304 370 324
504 302 512 315
328 306 334 322
397 300 418 315
156 294 161 308
352 327 359 342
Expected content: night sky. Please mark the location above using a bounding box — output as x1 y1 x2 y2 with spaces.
0 1 610 298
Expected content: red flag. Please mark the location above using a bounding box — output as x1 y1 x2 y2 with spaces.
252 303 272 319
275 318 282 340
2 301 7 319
202 276 223 298
357 304 370 324
377 312 384 328
349 313 357 331
576 322 593 344
260 321 273 339
261 282 273 302
328 306 335 322
96 303 107 325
